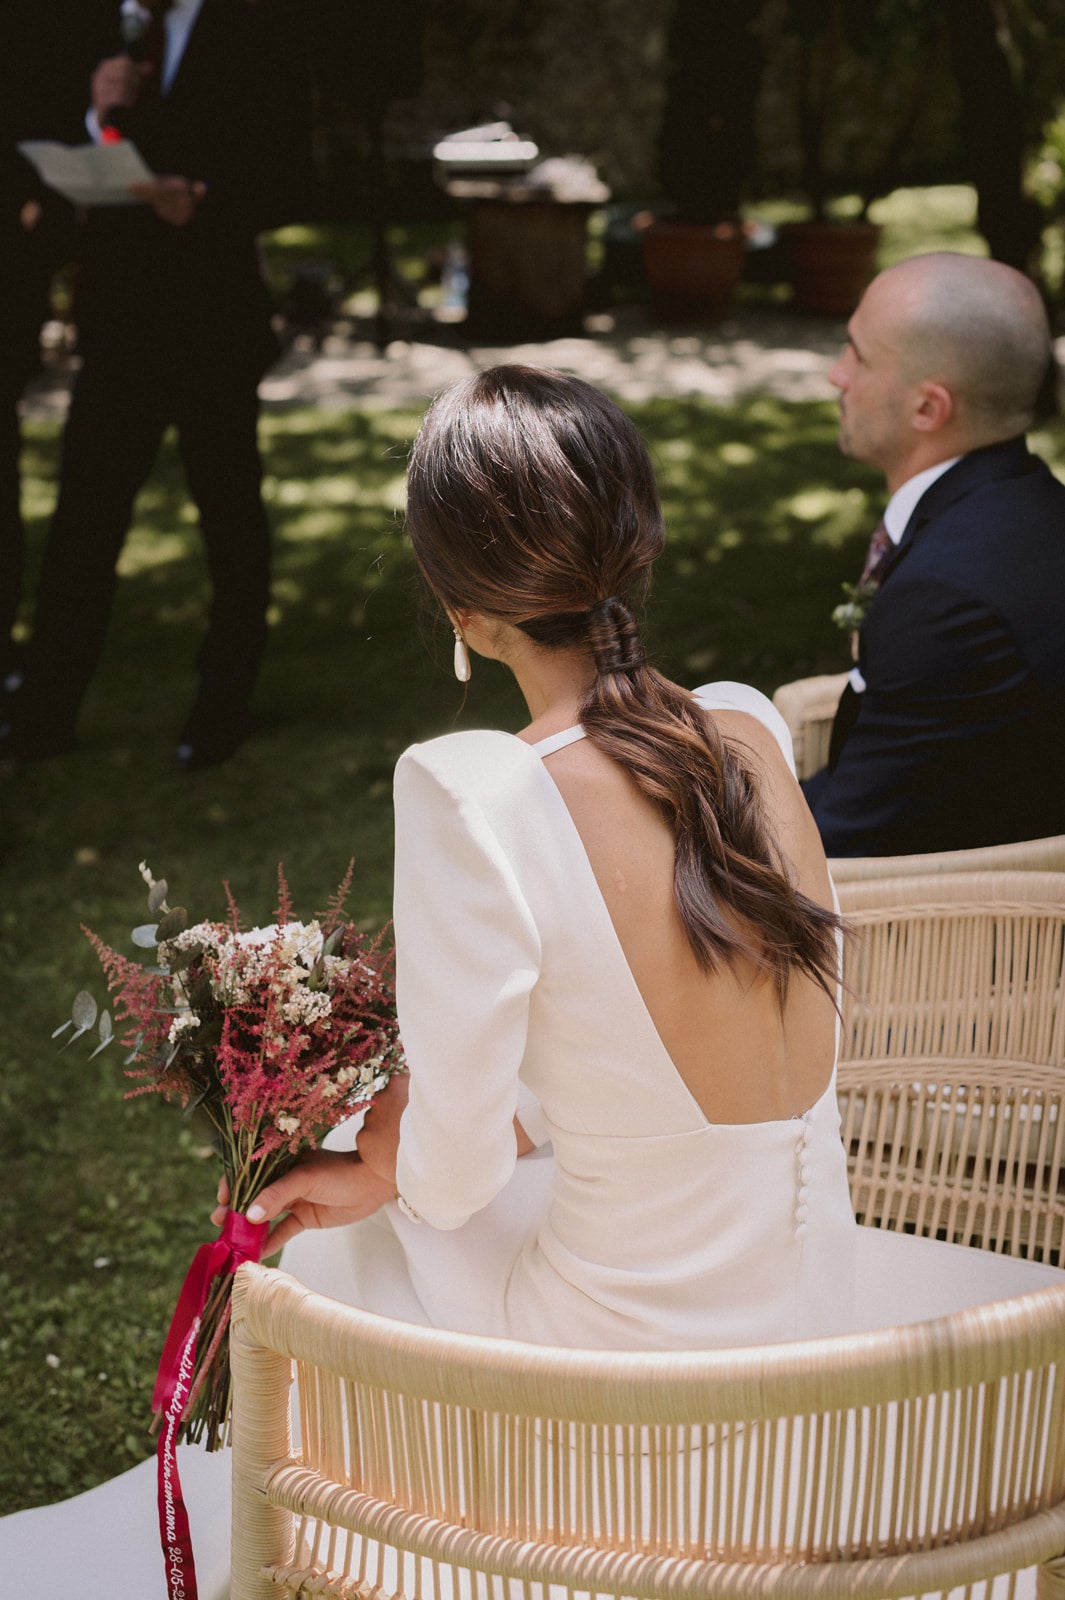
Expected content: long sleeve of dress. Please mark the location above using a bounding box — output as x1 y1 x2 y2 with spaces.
391 740 544 1230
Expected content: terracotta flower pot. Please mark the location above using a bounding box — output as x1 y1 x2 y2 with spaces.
641 221 746 322
781 220 882 316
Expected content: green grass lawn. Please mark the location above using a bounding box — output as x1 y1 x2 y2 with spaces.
3 386 1064 1515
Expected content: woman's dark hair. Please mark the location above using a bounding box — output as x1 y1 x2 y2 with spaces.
406 365 839 1001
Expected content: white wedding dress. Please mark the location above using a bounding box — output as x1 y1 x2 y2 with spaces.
291 682 858 1350
4 682 1060 1598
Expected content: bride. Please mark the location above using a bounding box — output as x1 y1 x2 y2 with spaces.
3 366 856 1592
251 362 856 1351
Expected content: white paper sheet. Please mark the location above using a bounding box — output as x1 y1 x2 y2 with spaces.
17 140 155 207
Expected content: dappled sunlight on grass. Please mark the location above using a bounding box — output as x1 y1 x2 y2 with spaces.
116 532 197 575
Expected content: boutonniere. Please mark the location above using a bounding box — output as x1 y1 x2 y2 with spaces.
831 577 879 633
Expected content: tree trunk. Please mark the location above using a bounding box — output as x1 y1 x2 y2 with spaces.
940 0 1043 273
657 0 764 222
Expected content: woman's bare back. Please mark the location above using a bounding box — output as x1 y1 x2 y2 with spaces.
529 707 837 1125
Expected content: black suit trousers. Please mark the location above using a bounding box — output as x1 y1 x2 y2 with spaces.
25 346 270 726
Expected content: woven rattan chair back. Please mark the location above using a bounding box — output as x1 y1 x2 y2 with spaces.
230 1264 1065 1600
771 670 848 780
836 872 1065 1263
831 835 1065 883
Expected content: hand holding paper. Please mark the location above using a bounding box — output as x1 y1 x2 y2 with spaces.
18 140 155 208
129 176 206 227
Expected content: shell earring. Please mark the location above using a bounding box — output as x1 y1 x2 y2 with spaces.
453 627 471 683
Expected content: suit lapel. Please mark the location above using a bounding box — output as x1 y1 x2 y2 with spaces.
898 436 1034 547
873 436 1035 590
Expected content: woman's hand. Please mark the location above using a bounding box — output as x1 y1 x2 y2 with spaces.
212 1151 394 1254
353 1071 409 1187
211 1075 411 1254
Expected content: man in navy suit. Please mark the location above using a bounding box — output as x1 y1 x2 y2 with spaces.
1 0 310 768
803 252 1065 857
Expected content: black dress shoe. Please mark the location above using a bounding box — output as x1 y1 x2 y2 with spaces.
175 697 251 771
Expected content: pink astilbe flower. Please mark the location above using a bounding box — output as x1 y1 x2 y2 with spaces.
73 862 404 1451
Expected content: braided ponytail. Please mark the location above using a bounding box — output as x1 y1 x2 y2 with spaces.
406 365 840 1002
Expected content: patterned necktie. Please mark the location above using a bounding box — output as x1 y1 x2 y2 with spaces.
859 517 894 587
848 516 894 662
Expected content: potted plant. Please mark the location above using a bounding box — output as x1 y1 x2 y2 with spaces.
775 0 939 315
641 0 762 320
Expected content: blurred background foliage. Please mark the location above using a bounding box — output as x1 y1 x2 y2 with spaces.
304 0 1065 298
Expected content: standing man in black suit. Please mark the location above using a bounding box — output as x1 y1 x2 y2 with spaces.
1 0 311 769
802 252 1065 857
0 2 114 690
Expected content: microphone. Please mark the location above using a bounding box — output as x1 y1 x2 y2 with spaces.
100 2 157 142
120 0 156 53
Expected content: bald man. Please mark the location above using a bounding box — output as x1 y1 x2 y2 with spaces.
802 252 1065 856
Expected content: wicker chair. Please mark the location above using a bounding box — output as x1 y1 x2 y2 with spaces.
771 670 848 781
834 870 1065 1261
831 834 1065 883
228 871 1065 1600
230 1264 1065 1600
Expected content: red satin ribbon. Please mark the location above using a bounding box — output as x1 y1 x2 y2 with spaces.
153 1210 268 1600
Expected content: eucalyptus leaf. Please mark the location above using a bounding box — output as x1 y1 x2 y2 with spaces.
193 1018 223 1051
167 942 203 975
155 907 189 943
88 1015 115 1061
147 880 169 916
59 1025 90 1053
322 927 344 958
123 1032 145 1066
51 1019 73 1039
71 991 98 1031
188 977 214 1013
131 924 159 949
183 1083 222 1117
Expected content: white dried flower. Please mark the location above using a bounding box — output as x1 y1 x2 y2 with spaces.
167 1012 200 1043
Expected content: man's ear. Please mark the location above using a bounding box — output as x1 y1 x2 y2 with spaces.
912 381 955 433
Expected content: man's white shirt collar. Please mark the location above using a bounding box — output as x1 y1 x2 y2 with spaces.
882 456 963 544
116 0 204 94
848 454 962 694
159 0 204 94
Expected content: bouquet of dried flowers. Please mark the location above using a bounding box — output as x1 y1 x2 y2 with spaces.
57 860 404 1453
